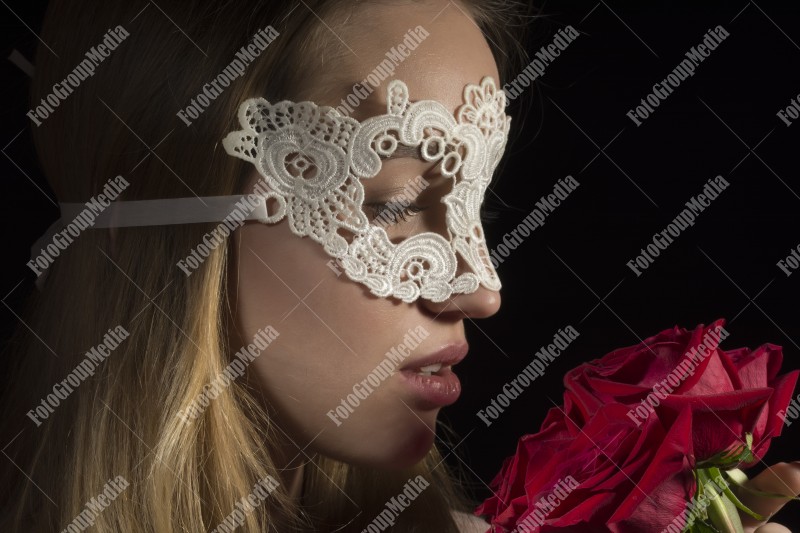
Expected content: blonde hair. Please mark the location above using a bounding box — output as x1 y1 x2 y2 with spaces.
0 1 530 530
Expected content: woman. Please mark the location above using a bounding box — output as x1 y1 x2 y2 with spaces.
1 0 527 530
1 0 798 531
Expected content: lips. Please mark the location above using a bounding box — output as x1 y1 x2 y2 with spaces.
398 342 468 409
400 342 469 375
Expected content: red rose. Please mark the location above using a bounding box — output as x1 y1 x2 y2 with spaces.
476 319 799 532
476 403 696 532
562 318 798 465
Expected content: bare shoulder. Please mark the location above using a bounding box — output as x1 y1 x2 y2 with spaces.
450 510 490 533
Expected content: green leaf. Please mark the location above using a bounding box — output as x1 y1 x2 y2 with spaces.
716 469 768 521
687 521 721 533
707 492 744 533
684 434 799 532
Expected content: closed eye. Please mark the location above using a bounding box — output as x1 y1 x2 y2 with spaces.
364 202 427 224
364 201 502 225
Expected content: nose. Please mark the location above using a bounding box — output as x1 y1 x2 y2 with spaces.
414 180 502 319
419 282 502 319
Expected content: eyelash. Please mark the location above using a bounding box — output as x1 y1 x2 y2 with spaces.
364 202 425 223
363 202 502 224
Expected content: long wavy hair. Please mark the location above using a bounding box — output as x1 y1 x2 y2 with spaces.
0 0 530 530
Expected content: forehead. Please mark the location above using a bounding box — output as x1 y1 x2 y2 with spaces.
300 0 500 119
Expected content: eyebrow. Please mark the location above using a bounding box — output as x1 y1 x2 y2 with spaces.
380 144 423 161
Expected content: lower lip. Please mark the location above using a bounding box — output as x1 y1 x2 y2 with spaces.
399 367 461 409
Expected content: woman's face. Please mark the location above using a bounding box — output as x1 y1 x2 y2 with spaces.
232 0 503 469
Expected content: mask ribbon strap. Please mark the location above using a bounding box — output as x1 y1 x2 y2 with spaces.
30 194 269 289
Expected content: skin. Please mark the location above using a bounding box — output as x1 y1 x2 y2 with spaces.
228 0 800 528
739 462 800 532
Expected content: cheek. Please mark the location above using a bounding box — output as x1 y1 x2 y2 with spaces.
231 223 440 467
233 221 333 386
233 220 382 347
233 222 354 437
236 221 330 307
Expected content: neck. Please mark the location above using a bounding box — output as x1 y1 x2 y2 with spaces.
268 430 307 503
284 459 305 501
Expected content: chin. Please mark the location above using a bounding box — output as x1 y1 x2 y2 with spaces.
324 421 438 470
381 428 437 469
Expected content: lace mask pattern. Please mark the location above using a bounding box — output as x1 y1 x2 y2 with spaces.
222 76 511 303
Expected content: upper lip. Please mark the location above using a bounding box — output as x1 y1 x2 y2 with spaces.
400 342 469 371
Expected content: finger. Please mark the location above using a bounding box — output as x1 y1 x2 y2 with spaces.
754 523 791 533
736 462 800 528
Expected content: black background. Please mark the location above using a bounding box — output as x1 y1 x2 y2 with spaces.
2 0 799 528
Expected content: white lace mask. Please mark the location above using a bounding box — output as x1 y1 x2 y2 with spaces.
32 77 510 301
222 76 511 303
